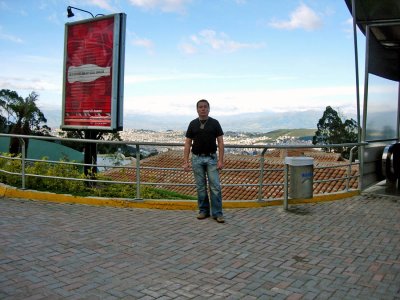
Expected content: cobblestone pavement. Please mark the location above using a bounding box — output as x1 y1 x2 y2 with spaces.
0 193 399 299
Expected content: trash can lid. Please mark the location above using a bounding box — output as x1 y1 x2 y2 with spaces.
284 156 314 166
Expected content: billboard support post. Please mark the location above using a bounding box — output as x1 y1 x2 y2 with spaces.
84 130 98 180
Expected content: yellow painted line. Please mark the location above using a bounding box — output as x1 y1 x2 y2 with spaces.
0 183 359 210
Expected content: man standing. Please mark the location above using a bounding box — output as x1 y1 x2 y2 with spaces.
183 99 225 223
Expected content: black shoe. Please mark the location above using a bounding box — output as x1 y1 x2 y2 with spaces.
214 216 225 223
197 212 210 220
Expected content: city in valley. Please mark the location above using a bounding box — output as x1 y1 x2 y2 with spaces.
53 128 316 157
118 129 315 156
119 129 314 146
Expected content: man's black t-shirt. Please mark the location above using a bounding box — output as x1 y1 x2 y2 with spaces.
185 117 224 155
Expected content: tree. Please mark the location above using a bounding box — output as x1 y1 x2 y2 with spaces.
0 89 51 154
58 129 123 177
0 89 21 133
58 130 122 153
0 114 7 133
312 106 358 159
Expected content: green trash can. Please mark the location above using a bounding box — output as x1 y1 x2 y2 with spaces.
285 157 314 199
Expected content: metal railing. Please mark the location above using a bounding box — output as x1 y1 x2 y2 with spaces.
0 133 364 202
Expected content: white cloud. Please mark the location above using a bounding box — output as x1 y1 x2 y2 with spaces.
133 38 153 48
0 76 59 92
83 0 115 11
179 42 197 54
212 86 358 115
180 29 265 54
0 54 61 92
343 17 354 38
0 26 23 43
124 72 287 85
0 1 10 10
123 84 359 116
125 73 208 84
132 37 155 54
269 3 323 31
128 0 191 13
47 12 61 25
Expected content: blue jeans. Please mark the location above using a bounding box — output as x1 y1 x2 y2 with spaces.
191 154 223 217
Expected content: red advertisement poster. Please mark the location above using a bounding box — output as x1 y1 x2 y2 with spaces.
63 17 115 128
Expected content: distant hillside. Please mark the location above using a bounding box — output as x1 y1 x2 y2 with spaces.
264 129 316 140
217 110 322 132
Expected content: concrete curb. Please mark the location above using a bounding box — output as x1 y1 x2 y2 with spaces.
0 183 360 210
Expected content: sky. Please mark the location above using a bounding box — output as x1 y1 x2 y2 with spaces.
0 0 371 126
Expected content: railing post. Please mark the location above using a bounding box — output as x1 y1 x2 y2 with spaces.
257 148 268 201
283 163 289 210
347 146 357 191
20 138 26 189
135 144 143 201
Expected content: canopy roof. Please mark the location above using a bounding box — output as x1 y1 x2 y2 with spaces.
345 0 400 81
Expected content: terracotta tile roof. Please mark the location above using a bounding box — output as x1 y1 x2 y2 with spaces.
103 149 359 201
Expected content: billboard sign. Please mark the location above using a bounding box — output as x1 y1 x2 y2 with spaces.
61 13 126 131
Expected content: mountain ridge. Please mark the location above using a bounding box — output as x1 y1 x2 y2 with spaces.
43 109 333 133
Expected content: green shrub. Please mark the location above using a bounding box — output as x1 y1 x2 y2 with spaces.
0 153 22 187
0 153 194 200
25 158 87 195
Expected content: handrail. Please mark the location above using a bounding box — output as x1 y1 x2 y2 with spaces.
0 133 365 149
0 133 367 201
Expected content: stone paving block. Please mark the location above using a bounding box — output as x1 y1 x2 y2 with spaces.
123 288 146 298
0 195 399 299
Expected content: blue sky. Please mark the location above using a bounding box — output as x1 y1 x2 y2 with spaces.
0 0 368 123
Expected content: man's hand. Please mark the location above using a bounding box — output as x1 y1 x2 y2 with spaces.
217 160 224 170
183 162 191 172
183 138 192 172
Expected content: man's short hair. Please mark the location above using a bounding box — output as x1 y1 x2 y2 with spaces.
197 99 210 108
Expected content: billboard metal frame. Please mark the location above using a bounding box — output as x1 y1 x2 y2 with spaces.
61 13 126 132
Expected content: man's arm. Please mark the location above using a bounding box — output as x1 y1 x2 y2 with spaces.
183 137 192 172
217 135 224 170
